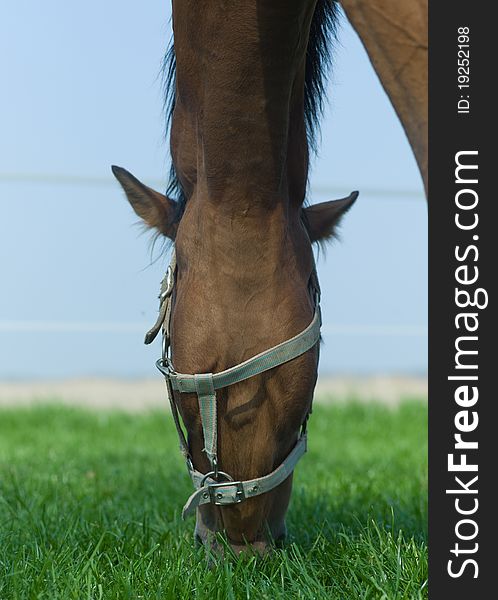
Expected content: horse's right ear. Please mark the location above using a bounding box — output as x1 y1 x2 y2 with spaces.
111 165 178 240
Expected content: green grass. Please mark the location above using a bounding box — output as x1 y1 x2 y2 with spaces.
0 400 427 599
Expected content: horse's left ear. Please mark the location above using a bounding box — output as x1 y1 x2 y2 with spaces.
112 165 178 240
303 191 358 243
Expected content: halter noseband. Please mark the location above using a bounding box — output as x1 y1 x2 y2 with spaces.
146 248 321 519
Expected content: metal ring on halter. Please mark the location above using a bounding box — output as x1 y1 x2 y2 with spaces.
155 357 174 377
162 329 170 361
199 470 234 487
186 456 194 472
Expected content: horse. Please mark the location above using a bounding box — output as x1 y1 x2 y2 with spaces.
341 0 428 194
113 0 358 554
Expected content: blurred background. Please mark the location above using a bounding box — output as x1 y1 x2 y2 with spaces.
0 1 426 403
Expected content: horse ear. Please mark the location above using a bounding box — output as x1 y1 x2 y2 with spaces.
111 165 178 239
303 191 358 243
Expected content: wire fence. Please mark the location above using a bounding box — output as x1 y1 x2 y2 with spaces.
0 172 425 201
1 172 426 340
0 320 427 337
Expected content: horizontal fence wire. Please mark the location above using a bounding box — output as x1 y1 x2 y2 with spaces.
1 174 426 340
0 172 424 200
0 320 428 337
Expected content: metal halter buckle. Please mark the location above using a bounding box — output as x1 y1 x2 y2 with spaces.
208 481 245 505
199 470 246 505
160 265 175 301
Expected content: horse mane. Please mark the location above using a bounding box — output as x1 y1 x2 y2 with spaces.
162 0 340 221
161 45 186 222
304 0 340 153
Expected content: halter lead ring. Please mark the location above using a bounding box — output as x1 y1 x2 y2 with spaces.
147 247 321 519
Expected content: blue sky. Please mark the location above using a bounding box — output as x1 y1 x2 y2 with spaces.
0 1 426 378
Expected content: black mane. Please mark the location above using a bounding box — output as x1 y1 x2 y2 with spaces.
304 0 340 153
162 0 340 220
161 45 186 222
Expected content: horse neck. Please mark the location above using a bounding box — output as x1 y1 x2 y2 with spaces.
171 0 317 221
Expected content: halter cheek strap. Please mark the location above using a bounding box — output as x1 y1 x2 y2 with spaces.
147 248 321 519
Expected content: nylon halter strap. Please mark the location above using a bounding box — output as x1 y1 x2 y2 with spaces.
147 248 321 519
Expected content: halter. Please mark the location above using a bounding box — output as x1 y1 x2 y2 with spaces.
146 248 321 519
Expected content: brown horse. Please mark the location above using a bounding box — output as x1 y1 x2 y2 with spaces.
113 0 357 554
341 0 428 193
